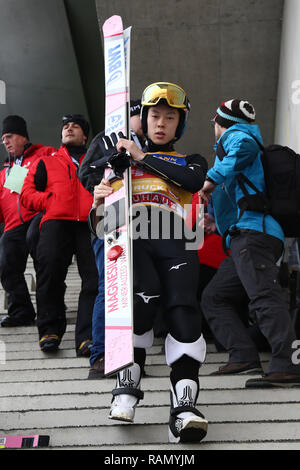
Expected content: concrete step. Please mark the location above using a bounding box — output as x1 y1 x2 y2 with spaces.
0 367 265 383
0 359 267 376
2 402 300 431
1 422 300 449
47 442 300 450
0 345 163 359
0 375 268 396
0 349 268 363
0 258 300 451
2 387 300 410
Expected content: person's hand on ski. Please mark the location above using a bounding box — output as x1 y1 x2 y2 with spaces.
93 178 113 208
116 133 145 162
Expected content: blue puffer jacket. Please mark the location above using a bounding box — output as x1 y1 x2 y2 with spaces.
207 123 284 246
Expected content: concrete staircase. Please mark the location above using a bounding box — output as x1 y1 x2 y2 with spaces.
1 258 300 450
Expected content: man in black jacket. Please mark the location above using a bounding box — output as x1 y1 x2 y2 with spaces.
77 100 144 379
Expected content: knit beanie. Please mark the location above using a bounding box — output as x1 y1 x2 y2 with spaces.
213 99 256 128
62 114 90 139
2 115 29 139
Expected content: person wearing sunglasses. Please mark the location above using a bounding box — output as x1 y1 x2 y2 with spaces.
20 114 98 356
92 82 208 444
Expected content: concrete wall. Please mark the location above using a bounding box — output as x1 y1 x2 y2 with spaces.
0 0 88 161
275 0 300 151
0 0 285 164
96 0 283 161
64 0 105 136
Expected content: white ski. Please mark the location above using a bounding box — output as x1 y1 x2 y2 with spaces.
102 15 133 376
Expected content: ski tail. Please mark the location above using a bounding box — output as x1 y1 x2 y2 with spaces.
0 435 50 449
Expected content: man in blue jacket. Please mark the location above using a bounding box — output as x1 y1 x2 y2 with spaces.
200 99 300 388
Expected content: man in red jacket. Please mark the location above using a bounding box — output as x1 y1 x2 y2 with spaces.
0 115 56 327
20 114 98 354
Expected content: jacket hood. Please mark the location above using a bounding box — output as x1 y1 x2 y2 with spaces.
24 144 45 156
4 143 43 164
220 123 263 145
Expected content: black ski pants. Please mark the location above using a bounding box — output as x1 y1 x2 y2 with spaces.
36 220 98 349
133 237 202 341
133 237 202 384
0 220 37 321
202 229 300 374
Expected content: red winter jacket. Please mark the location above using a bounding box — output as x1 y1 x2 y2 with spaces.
198 233 228 269
20 145 93 226
0 144 56 232
187 192 228 269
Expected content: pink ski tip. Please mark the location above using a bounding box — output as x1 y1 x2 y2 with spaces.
103 15 124 37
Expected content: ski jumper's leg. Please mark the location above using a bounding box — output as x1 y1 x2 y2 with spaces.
156 238 208 443
109 238 161 422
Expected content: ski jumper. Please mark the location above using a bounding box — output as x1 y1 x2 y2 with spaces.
129 141 208 382
105 79 209 443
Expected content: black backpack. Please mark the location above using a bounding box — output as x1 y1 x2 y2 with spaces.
217 137 300 237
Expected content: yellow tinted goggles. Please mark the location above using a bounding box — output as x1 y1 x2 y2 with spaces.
141 82 189 109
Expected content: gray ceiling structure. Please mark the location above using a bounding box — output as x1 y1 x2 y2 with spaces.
0 0 284 163
0 0 104 161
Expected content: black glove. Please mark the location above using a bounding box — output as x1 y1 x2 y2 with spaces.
107 132 131 178
91 132 130 178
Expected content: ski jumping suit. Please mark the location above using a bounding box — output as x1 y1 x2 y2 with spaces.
87 129 209 439
107 140 209 442
127 141 208 389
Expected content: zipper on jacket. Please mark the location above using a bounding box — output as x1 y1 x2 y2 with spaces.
68 162 80 220
63 146 82 222
77 178 80 221
16 195 25 224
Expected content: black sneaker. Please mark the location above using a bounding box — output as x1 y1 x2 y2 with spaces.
210 361 263 376
246 372 300 388
1 315 35 327
76 340 92 357
39 334 60 352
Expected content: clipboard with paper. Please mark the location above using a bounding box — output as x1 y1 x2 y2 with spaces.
3 165 29 194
